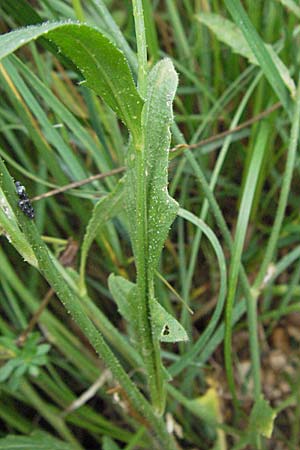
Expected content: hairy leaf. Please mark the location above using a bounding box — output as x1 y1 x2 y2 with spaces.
79 177 125 295
126 58 179 272
151 299 188 343
108 274 137 332
0 22 143 141
109 274 188 343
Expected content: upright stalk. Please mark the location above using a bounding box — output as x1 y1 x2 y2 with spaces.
132 0 165 414
0 158 177 450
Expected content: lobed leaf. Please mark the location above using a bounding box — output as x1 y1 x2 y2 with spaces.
0 22 144 141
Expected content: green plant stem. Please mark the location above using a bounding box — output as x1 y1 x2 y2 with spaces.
0 159 177 450
132 0 147 98
142 0 159 62
132 0 165 414
72 0 85 21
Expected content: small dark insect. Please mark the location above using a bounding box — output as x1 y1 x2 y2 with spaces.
162 324 170 336
15 181 35 219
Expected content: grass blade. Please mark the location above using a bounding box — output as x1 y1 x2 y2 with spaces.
224 0 291 112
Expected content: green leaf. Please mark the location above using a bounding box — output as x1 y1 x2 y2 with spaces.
0 431 73 449
198 13 295 97
79 177 125 295
151 299 188 343
0 22 144 142
248 397 276 439
126 58 179 273
235 396 276 447
143 59 179 271
224 124 270 402
0 359 19 382
169 208 227 376
109 274 188 343
108 274 135 321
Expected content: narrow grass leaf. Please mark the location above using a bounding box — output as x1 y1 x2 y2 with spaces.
0 22 144 142
279 0 300 18
198 13 295 97
169 208 227 376
254 76 300 289
0 431 73 450
224 123 269 403
11 55 111 177
3 57 87 181
224 0 291 109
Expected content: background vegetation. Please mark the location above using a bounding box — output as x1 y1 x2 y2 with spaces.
0 0 300 449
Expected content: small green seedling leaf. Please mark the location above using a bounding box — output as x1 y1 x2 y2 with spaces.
248 396 276 440
79 177 125 295
0 22 144 141
234 396 276 448
0 431 73 449
197 13 296 97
